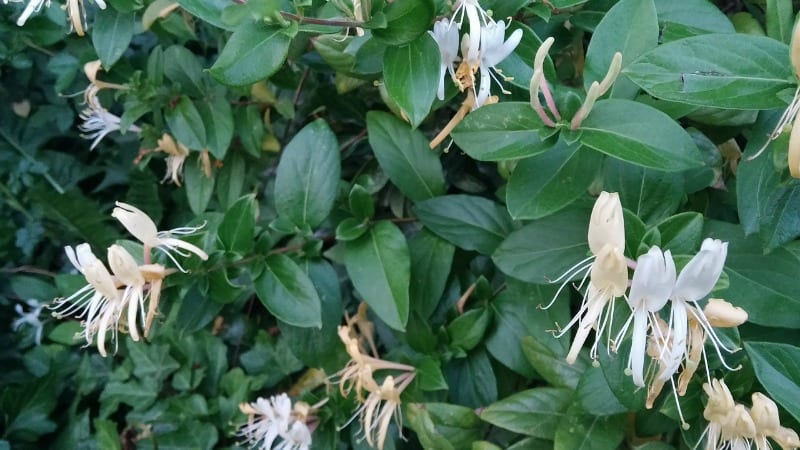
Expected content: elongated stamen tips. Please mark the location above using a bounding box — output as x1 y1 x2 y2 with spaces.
534 37 555 73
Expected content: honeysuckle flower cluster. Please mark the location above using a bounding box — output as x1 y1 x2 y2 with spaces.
238 394 318 450
548 192 749 428
701 378 800 450
335 308 415 450
530 37 622 129
6 0 106 34
428 0 522 147
49 201 207 356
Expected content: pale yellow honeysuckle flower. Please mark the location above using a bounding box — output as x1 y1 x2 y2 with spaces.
704 298 748 328
359 376 405 450
111 201 208 271
107 244 147 342
154 133 190 186
701 379 757 450
750 393 800 450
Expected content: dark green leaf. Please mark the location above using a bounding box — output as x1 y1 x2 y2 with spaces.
409 229 454 318
603 157 685 224
625 34 793 109
162 45 206 97
522 335 587 389
480 388 573 439
383 33 439 128
184 153 215 214
253 254 323 328
451 102 556 161
92 9 135 69
371 0 434 46
553 408 625 450
444 347 497 408
196 95 234 160
405 403 483 450
745 342 800 422
165 96 206 150
575 366 628 415
344 221 410 331
657 212 703 255
766 0 793 43
209 21 292 86
759 184 800 252
367 111 445 202
177 0 233 29
274 119 340 228
507 141 603 220
217 194 256 253
447 308 490 353
579 99 703 171
415 195 514 255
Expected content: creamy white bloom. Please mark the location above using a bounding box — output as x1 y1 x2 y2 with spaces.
618 246 676 387
12 299 45 345
429 19 460 101
750 392 800 450
238 394 313 450
701 378 756 450
107 244 147 342
111 201 208 271
475 20 522 107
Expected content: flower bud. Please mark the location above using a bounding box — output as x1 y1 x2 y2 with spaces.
107 244 145 286
588 191 625 255
112 202 160 247
704 298 747 327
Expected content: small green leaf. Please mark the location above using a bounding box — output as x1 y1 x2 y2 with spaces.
184 153 215 214
451 102 556 161
766 0 793 43
447 308 490 353
383 33 439 128
217 194 256 253
415 195 514 255
371 0 435 46
344 221 410 331
625 34 793 109
197 95 234 160
177 0 232 29
165 96 206 150
409 229 454 318
253 254 323 328
759 184 800 252
745 342 800 422
93 419 121 450
92 9 135 69
507 141 603 220
274 119 340 228
554 408 626 450
493 207 590 284
405 403 483 450
579 99 703 171
480 388 573 439
209 21 292 86
522 335 587 389
162 45 206 97
367 111 445 202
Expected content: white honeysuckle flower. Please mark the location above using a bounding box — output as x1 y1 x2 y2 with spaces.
663 238 733 381
276 422 312 450
750 393 800 450
238 394 314 450
451 0 489 67
12 299 45 345
107 244 146 342
50 244 124 357
428 19 460 100
475 20 522 107
111 201 208 271
15 0 50 26
701 378 756 450
616 246 676 387
79 89 139 150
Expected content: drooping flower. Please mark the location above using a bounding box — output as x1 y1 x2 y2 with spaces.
154 133 190 186
111 201 208 271
50 244 124 357
750 392 800 450
107 244 147 342
428 18 460 101
238 394 313 450
475 20 523 108
701 378 756 450
12 299 45 345
616 246 676 387
79 88 139 150
357 375 412 450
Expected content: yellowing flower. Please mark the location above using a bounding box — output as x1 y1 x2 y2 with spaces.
154 133 190 186
701 378 756 450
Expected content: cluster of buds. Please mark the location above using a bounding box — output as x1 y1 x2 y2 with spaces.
428 0 522 148
702 378 799 450
530 38 622 129
335 304 415 450
50 202 207 356
238 394 323 450
6 0 107 35
548 192 748 428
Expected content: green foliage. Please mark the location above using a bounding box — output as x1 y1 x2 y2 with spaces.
3 0 800 449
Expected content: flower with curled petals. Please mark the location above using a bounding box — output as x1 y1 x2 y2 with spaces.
238 393 313 450
428 18 460 101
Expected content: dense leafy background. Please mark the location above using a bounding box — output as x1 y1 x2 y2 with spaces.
2 0 800 449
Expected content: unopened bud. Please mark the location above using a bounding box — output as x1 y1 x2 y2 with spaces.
108 245 145 286
789 113 800 178
598 52 623 96
588 191 625 255
704 298 747 327
534 37 555 73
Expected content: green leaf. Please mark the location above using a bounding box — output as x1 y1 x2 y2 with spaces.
657 212 704 255
92 9 135 69
480 388 573 439
99 379 159 418
405 403 483 450
415 195 514 255
209 21 292 86
451 102 556 161
444 347 497 407
584 0 658 99
216 151 246 208
554 408 625 450
745 342 800 422
759 184 800 252
507 141 603 220
253 254 323 328
766 0 793 43
126 341 180 382
448 308 490 353
196 95 234 160
371 0 434 46
217 194 256 253
625 34 793 109
165 96 206 150
579 99 703 171
366 111 445 202
183 153 215 214
493 207 590 284
344 221 410 331
409 229 454 318
737 112 784 235
522 335 587 389
704 220 800 328
162 45 206 97
575 366 628 415
654 0 735 39
177 0 232 30
274 119 340 228
602 157 685 224
383 33 439 128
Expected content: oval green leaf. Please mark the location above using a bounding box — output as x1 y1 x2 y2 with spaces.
209 21 291 86
253 254 323 328
383 33 440 128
